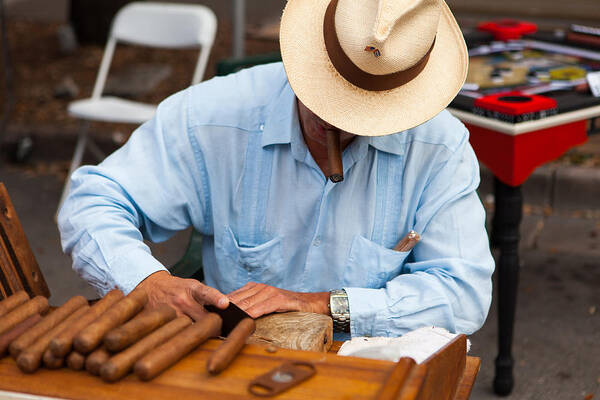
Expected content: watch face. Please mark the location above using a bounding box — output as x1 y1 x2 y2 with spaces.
331 295 349 314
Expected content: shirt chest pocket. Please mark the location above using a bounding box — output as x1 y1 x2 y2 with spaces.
344 235 411 289
217 225 284 288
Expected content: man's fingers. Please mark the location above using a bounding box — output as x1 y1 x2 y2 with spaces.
191 283 229 309
245 293 300 319
235 286 273 313
245 301 280 319
227 282 258 298
227 282 264 305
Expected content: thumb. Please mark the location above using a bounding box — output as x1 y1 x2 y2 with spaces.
192 283 229 309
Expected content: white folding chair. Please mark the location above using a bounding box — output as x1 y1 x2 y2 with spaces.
57 2 217 215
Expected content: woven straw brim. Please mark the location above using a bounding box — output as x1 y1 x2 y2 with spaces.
280 0 468 137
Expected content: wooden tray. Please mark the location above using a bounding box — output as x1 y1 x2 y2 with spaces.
0 339 479 400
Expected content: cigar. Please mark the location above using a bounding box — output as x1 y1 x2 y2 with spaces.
393 230 421 252
66 351 86 370
104 304 176 352
134 313 222 381
85 345 111 376
50 289 124 357
10 295 87 358
74 289 147 354
0 314 41 357
0 291 30 318
326 130 343 183
101 316 192 382
0 296 49 337
17 305 90 373
42 348 64 369
206 317 255 375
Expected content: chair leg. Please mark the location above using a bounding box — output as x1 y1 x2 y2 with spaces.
86 137 106 162
56 122 90 219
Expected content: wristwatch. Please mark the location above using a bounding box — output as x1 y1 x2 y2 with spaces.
329 289 350 332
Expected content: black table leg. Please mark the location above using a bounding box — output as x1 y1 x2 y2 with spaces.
491 177 522 396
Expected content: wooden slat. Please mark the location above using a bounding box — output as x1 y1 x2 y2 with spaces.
375 357 417 400
416 335 467 400
0 183 50 300
453 357 481 400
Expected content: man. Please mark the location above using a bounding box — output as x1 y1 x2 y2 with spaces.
58 0 494 339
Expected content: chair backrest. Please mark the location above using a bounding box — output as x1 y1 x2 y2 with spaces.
0 183 50 300
92 2 217 99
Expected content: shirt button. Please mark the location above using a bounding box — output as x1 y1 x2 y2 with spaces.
313 236 321 246
259 124 265 131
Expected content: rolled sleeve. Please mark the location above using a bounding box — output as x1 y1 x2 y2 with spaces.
58 89 209 294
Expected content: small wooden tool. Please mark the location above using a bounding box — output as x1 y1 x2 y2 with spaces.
393 230 420 252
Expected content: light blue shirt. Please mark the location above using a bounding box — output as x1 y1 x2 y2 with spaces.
59 63 494 339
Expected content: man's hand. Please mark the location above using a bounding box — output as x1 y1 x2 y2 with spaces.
227 282 330 319
135 271 229 321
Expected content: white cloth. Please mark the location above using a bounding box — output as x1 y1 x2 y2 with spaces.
337 326 470 364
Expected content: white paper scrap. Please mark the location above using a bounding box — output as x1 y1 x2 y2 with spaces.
337 326 470 364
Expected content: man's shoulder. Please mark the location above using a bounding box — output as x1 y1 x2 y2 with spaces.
183 62 289 130
403 109 468 153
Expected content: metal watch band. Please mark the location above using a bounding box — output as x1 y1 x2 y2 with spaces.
329 289 350 333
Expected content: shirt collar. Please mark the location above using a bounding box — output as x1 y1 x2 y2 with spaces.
261 82 297 148
367 134 406 156
261 81 406 158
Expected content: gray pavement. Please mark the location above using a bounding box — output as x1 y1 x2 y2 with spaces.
0 160 598 399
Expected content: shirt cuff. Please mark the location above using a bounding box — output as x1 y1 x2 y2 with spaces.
344 287 388 337
108 247 169 294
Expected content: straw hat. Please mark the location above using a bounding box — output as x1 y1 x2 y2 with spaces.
280 0 468 136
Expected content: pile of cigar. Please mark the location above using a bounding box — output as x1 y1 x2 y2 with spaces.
0 288 254 382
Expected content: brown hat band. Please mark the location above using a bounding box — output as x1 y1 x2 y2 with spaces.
323 0 435 92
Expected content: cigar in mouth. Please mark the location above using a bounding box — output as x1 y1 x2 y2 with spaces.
326 130 343 183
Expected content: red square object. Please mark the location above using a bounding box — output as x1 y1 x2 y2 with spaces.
474 92 557 115
478 20 537 41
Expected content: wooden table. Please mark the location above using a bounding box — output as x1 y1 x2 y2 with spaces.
0 340 479 400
